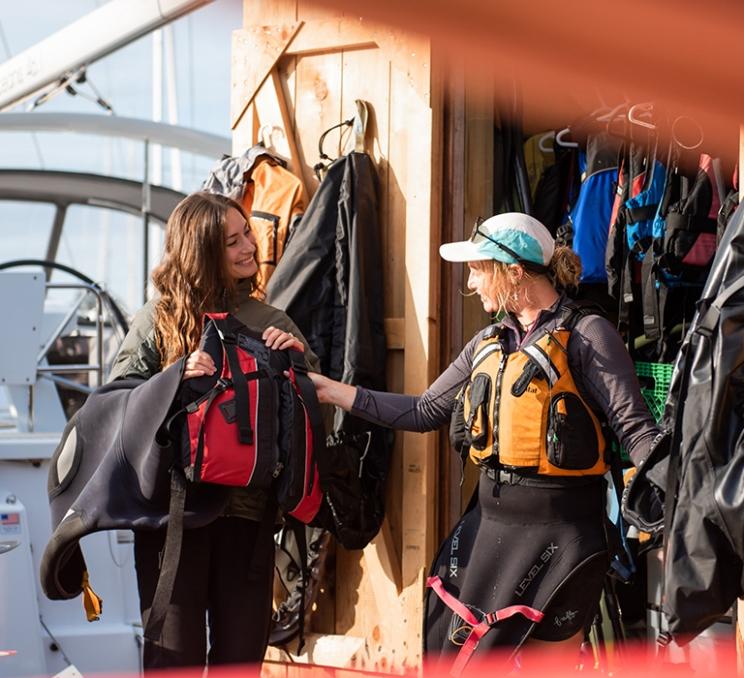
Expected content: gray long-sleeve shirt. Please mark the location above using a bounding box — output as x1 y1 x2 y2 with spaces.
351 296 659 466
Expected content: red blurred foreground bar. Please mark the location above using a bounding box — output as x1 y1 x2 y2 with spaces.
52 640 736 677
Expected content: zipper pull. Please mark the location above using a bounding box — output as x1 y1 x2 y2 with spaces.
272 462 284 478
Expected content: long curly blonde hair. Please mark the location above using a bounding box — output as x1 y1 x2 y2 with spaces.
470 246 582 316
152 191 257 366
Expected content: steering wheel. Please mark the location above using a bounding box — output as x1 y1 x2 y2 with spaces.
0 259 130 335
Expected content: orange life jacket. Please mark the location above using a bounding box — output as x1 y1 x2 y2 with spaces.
240 156 305 294
459 307 608 476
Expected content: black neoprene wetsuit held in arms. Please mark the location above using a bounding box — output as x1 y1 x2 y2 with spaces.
350 294 659 664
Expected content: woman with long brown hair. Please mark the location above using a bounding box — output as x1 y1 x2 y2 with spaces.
309 213 659 671
110 191 318 670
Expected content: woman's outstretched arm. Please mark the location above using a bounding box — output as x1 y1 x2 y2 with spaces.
309 329 484 432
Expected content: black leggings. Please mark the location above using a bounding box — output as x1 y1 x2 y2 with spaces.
134 516 275 670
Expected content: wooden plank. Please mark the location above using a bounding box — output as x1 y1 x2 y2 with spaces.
383 317 404 350
271 68 310 199
286 18 377 55
391 36 437 666
438 60 467 538
296 0 344 21
339 44 389 163
284 18 429 105
244 0 297 27
231 23 304 130
363 518 401 597
263 633 368 668
291 50 343 195
457 76 495 512
232 99 254 155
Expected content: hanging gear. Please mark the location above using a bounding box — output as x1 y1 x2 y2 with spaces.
623 199 744 640
454 304 608 476
202 146 306 293
265 101 391 649
265 103 391 549
641 152 730 359
269 526 331 647
559 128 621 284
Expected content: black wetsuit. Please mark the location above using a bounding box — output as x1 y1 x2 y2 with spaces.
350 295 658 664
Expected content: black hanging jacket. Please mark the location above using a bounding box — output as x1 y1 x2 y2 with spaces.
623 199 744 639
265 151 390 549
265 152 385 387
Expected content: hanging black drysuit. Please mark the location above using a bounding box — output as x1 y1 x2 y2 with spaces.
265 150 391 549
623 199 744 639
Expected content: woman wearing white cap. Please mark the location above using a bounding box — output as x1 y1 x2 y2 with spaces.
309 213 658 670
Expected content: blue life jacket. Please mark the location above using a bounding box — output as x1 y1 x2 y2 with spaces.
625 159 666 260
568 134 620 283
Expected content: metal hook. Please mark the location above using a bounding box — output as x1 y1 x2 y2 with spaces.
597 101 629 123
555 128 579 148
671 115 704 151
538 131 555 153
627 102 656 130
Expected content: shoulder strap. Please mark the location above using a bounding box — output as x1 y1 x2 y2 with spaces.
287 350 324 487
557 299 606 331
211 316 254 445
482 323 503 341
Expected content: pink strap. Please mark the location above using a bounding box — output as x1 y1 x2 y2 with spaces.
426 576 480 627
426 575 544 677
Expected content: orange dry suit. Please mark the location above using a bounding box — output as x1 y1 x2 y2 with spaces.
456 306 608 476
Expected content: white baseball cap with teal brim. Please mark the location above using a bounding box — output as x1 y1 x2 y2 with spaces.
439 212 555 272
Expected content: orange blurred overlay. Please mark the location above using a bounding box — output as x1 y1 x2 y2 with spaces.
308 0 743 166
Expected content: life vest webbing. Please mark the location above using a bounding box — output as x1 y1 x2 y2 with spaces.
472 342 500 372
522 343 560 386
426 575 544 677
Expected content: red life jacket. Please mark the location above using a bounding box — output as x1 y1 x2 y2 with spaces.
176 312 322 522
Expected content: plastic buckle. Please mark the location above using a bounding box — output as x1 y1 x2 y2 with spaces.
498 469 516 485
290 355 308 374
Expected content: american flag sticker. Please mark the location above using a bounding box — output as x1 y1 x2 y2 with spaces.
0 513 21 535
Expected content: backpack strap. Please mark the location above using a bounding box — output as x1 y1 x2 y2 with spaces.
212 317 254 445
286 349 324 496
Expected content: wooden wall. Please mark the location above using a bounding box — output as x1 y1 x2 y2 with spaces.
233 1 443 670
